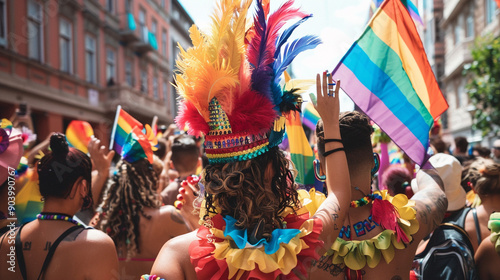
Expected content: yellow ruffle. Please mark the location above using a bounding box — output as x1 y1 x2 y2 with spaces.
281 188 326 218
326 191 419 270
210 219 315 279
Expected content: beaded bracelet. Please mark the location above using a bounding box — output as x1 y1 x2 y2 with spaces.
323 147 345 157
324 138 343 144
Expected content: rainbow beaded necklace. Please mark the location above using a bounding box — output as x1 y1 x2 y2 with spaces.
350 193 382 208
36 212 82 227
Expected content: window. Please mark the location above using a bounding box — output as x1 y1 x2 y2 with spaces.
106 0 114 14
458 80 467 108
162 30 167 56
161 0 166 8
153 76 159 100
151 19 157 36
140 69 148 93
59 18 72 73
465 11 474 38
125 60 133 86
106 48 116 85
125 0 132 13
486 0 498 25
28 1 43 61
139 8 147 42
0 0 7 46
453 20 461 45
85 35 97 83
163 81 168 104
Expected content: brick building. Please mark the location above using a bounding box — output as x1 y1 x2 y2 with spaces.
0 0 193 145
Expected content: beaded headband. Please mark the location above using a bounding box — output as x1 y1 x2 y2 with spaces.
174 0 321 164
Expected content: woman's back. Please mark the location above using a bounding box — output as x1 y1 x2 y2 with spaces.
117 206 190 279
0 220 118 280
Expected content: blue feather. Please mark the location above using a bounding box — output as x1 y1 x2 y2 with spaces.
273 35 322 87
274 14 312 59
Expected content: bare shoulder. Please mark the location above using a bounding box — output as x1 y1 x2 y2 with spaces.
73 228 117 259
475 237 500 280
151 231 197 280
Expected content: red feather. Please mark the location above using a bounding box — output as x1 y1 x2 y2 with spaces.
371 199 410 243
175 101 210 136
229 90 277 135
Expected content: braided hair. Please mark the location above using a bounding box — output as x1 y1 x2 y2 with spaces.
99 158 160 259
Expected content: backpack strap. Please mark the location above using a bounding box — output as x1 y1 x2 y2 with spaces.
472 208 482 246
15 223 28 280
452 207 472 228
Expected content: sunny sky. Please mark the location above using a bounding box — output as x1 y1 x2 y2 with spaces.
177 0 374 111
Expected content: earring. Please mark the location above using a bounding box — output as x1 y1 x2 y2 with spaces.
313 159 326 182
371 153 380 176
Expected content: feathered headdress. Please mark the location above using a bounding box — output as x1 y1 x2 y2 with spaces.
175 0 321 164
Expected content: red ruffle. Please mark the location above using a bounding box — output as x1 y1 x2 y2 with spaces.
189 213 324 280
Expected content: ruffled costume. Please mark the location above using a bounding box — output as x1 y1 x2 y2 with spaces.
189 189 324 280
325 190 419 270
488 212 500 254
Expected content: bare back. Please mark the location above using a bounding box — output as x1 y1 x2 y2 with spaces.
0 220 118 280
117 206 190 280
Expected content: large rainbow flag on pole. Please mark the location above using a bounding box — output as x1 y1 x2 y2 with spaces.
109 105 143 155
332 0 448 167
372 0 423 25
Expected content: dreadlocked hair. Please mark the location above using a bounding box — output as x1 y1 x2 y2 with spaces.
202 146 299 241
465 158 500 196
99 158 160 259
316 111 374 166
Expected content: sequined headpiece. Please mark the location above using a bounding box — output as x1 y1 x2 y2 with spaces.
175 0 321 164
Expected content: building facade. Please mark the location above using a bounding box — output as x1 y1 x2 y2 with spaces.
0 0 193 145
441 0 499 145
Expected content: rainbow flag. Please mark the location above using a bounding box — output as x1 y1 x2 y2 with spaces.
302 102 320 131
372 0 423 25
332 0 448 167
110 106 143 155
285 110 315 185
15 168 43 224
66 120 94 154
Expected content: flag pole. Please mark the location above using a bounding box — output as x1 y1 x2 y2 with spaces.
109 105 121 150
151 115 158 135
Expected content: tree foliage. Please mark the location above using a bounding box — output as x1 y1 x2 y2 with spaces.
463 35 500 136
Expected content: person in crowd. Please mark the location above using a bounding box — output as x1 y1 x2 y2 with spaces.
0 133 118 279
475 212 500 280
430 136 449 154
381 164 414 197
463 158 500 252
98 128 191 280
309 112 446 279
492 138 500 164
161 134 200 206
143 1 351 278
454 136 471 164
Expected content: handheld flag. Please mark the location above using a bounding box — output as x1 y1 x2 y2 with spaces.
332 0 448 167
285 110 315 185
109 105 143 155
66 120 94 154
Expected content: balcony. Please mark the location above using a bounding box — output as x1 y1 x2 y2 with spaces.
119 13 140 43
102 86 171 122
443 38 473 79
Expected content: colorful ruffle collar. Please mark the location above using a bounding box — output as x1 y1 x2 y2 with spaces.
488 212 500 254
190 188 325 280
325 190 419 270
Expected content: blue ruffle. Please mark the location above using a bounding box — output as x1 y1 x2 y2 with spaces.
223 215 301 255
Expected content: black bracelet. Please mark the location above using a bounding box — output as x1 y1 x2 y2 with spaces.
324 138 343 144
323 148 345 158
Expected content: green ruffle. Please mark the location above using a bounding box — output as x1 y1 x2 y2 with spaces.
488 213 500 254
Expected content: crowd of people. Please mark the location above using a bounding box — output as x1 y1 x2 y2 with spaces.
1 0 500 279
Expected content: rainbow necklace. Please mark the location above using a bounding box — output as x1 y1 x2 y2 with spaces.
350 192 382 208
36 212 82 227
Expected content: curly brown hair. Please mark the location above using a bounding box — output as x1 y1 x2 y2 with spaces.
202 147 298 241
99 159 160 259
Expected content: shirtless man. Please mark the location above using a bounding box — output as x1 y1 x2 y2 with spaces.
310 112 447 280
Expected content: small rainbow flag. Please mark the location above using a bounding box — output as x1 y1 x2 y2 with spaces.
109 106 143 155
285 110 315 185
302 102 320 131
16 168 43 224
66 120 94 154
332 0 448 167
